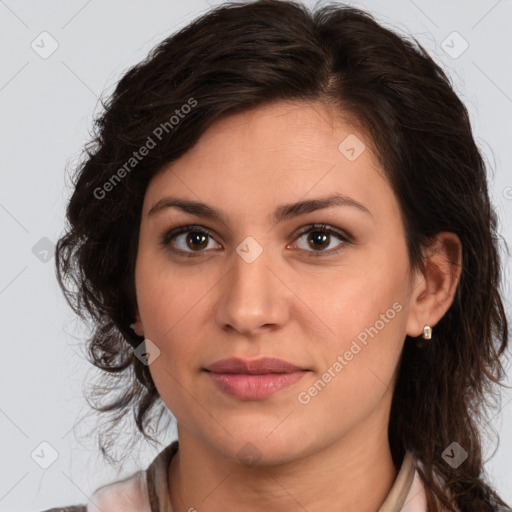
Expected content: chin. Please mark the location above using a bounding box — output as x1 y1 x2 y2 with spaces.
208 429 309 467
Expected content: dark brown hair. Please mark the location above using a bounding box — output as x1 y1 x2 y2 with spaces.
55 1 510 510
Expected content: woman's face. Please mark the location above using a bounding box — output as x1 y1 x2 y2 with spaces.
134 101 420 464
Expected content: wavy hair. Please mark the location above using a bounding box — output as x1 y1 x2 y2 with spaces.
55 1 510 510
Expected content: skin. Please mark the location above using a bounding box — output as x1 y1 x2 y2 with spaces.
132 101 462 512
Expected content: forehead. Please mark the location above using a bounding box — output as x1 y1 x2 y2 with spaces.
142 101 398 228
193 101 371 163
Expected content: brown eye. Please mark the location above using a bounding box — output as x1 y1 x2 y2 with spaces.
292 224 352 256
185 231 209 251
161 223 352 259
161 226 221 257
307 230 331 250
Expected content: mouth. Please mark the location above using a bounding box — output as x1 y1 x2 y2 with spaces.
203 357 310 400
204 356 306 374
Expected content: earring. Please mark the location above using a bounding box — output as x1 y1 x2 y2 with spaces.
422 325 432 340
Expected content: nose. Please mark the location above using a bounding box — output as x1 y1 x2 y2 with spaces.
214 243 291 336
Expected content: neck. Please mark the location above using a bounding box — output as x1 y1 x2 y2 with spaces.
168 412 398 512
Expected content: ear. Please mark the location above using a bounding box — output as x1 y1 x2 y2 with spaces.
130 309 145 337
405 232 462 338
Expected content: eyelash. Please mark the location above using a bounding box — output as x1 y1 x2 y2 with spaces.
160 223 353 259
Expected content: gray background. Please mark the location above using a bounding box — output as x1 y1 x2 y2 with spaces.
1 0 511 510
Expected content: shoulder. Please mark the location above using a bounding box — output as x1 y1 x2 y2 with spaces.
40 470 150 512
401 466 428 511
401 457 509 512
86 441 178 511
41 508 87 512
40 441 178 512
86 469 151 512
397 452 448 512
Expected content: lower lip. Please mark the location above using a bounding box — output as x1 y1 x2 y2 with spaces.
206 371 308 400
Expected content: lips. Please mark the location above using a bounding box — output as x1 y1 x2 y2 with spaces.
204 357 305 375
204 357 309 400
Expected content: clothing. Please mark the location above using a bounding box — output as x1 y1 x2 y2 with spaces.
42 441 428 512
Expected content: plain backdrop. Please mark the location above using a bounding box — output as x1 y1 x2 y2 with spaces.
1 0 511 510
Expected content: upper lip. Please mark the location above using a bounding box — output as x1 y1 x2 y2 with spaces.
204 357 306 375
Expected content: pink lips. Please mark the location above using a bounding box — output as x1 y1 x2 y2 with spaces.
204 357 308 400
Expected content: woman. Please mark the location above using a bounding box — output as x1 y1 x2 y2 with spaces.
47 0 510 511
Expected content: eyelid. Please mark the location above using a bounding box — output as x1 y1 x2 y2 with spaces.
160 224 221 253
287 223 353 256
160 223 353 257
292 223 353 244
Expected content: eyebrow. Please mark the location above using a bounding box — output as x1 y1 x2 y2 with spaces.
147 193 372 226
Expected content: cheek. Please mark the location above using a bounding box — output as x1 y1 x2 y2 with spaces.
135 246 209 338
302 265 408 353
138 283 206 364
297 288 406 432
137 272 208 426
134 254 210 395
303 250 410 400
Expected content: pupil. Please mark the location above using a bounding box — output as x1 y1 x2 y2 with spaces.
187 232 207 250
309 231 328 249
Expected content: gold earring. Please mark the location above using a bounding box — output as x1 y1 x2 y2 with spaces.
422 325 432 340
